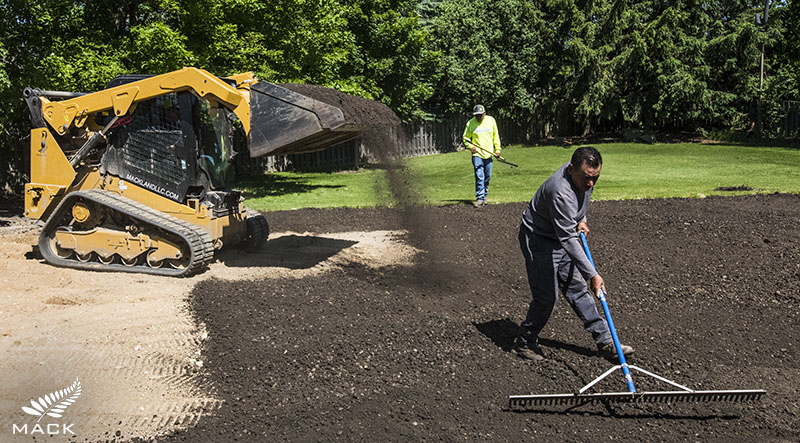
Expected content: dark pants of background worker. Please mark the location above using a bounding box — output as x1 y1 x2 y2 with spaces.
472 156 493 201
516 224 612 349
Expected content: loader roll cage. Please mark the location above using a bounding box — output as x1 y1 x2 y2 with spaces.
100 91 240 203
25 66 359 164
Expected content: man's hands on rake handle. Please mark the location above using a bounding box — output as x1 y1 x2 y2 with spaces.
590 275 606 300
465 141 518 168
466 140 499 157
578 222 606 299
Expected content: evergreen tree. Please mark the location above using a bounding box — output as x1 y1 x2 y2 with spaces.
429 0 549 126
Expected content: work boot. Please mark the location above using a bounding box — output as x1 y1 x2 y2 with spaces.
514 344 545 361
597 341 634 359
472 199 486 208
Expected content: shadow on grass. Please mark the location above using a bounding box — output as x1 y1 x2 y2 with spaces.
697 133 800 148
216 234 357 269
534 131 800 149
237 174 345 199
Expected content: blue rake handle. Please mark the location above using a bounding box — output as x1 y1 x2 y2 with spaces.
579 232 637 393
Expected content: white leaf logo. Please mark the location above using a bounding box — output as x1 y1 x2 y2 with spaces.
21 377 82 421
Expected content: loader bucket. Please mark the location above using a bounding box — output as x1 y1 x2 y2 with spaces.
248 81 359 157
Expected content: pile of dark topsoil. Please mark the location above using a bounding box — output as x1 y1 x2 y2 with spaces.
161 194 799 442
281 83 405 162
281 83 401 128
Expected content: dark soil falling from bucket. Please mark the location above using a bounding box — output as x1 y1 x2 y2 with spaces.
281 84 457 284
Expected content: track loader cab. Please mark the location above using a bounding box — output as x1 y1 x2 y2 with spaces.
102 90 239 206
23 68 359 276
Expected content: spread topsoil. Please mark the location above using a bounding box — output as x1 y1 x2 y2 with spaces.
157 194 799 442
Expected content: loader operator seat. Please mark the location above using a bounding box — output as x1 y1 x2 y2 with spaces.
195 98 237 191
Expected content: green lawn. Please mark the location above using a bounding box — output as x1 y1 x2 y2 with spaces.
239 143 800 211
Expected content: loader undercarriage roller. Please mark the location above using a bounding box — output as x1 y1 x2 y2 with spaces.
39 189 214 277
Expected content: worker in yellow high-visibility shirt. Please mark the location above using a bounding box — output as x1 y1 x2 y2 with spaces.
462 104 501 207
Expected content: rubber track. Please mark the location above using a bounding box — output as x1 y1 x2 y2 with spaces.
39 189 214 277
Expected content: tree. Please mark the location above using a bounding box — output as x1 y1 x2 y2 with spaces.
429 0 548 126
789 0 800 94
416 0 444 30
340 0 438 119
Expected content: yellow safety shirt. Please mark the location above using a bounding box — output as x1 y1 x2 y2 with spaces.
463 115 501 159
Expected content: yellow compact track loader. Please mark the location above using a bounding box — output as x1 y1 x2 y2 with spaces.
23 67 359 276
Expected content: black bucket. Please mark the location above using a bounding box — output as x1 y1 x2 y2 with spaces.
248 82 359 157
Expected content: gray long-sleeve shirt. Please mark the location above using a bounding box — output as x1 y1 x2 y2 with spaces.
521 162 597 280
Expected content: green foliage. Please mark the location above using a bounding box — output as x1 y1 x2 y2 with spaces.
430 0 797 135
787 0 800 88
416 0 443 30
1 0 798 196
0 0 439 193
773 0 800 102
342 1 439 118
0 42 10 93
430 0 547 121
173 0 437 118
0 0 435 124
126 22 197 73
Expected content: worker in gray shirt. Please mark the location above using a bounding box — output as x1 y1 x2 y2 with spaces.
514 146 634 361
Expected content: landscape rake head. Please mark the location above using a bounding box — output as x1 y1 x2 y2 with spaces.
508 233 766 410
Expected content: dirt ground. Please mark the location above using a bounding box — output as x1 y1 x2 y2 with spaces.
0 202 416 442
1 194 799 442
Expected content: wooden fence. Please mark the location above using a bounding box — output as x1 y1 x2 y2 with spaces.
782 101 800 138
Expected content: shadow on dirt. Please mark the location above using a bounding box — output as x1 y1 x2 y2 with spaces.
443 199 477 206
538 338 596 357
473 318 518 351
509 407 741 420
473 318 596 358
25 247 41 260
216 234 357 269
0 196 24 218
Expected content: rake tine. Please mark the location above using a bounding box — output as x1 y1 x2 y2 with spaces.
509 390 765 408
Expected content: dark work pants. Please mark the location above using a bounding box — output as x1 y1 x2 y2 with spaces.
472 156 493 201
517 224 612 348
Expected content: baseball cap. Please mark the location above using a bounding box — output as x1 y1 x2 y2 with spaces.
472 104 485 115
